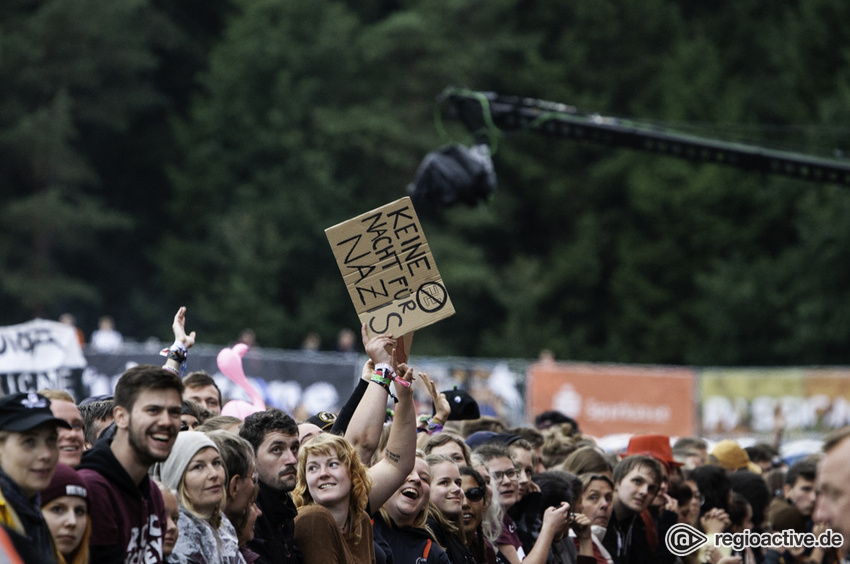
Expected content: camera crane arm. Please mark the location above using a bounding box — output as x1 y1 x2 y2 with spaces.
439 87 850 187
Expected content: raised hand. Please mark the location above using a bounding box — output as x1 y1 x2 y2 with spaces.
420 371 450 423
172 306 196 349
362 323 394 365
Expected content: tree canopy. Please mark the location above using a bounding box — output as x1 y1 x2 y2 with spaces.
3 0 850 365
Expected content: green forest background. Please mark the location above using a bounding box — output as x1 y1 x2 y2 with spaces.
3 0 850 366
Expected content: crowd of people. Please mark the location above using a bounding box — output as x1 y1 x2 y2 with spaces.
1 307 850 564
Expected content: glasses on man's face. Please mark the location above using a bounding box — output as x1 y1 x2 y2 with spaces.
490 468 519 482
464 487 485 502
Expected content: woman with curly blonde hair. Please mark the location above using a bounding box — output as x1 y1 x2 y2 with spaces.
293 432 374 564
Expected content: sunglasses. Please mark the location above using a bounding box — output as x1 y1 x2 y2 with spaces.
464 487 485 502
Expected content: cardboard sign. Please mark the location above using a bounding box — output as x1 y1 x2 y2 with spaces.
326 197 455 338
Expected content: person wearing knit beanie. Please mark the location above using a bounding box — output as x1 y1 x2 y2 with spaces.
159 431 219 494
159 431 245 564
41 463 91 564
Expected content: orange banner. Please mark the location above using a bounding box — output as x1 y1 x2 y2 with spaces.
527 362 697 437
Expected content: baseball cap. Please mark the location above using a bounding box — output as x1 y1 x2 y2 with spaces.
306 411 337 432
440 388 480 421
0 392 72 432
465 431 499 450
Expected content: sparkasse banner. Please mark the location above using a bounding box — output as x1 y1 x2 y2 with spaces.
527 361 697 437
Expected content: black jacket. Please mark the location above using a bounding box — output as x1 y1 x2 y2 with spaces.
428 516 477 564
602 510 652 564
0 470 56 563
249 481 301 564
374 515 452 564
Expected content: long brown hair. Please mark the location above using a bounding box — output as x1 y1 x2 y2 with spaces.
425 454 465 544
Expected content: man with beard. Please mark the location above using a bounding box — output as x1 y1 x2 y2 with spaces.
240 408 301 564
602 455 664 564
77 307 192 564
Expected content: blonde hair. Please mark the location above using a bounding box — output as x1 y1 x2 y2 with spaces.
424 433 473 466
178 448 225 529
37 389 76 403
293 433 371 542
541 425 579 468
425 454 465 544
470 452 503 543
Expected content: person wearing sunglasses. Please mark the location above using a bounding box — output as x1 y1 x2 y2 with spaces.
459 466 499 564
425 454 477 564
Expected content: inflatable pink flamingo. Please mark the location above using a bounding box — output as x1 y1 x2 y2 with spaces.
217 343 266 419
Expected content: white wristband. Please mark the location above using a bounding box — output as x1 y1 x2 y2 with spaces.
375 363 394 375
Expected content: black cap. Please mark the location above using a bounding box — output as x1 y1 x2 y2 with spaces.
439 388 480 421
0 392 72 432
306 411 337 431
465 431 523 450
79 394 113 406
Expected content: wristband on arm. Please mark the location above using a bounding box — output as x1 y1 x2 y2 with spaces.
160 340 188 376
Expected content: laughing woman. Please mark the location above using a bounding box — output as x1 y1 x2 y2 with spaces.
374 453 452 564
293 360 417 564
160 431 243 564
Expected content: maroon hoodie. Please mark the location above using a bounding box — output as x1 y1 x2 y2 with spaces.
78 437 167 564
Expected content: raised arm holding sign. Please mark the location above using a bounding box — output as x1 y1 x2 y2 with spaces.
325 196 455 355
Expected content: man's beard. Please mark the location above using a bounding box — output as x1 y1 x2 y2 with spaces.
278 468 297 493
128 416 173 467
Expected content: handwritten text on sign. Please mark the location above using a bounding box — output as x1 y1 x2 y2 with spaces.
325 197 455 337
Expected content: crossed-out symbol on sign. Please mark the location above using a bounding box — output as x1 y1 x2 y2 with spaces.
416 282 447 313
